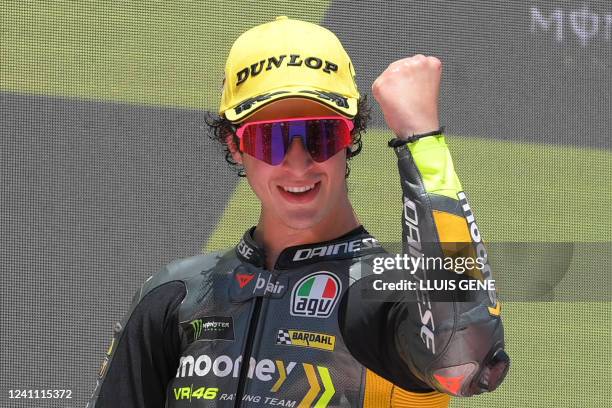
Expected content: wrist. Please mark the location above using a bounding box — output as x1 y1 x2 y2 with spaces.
388 126 445 148
396 117 440 139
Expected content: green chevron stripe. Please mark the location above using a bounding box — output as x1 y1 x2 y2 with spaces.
315 366 335 407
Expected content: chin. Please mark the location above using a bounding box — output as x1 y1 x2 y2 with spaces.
278 210 325 230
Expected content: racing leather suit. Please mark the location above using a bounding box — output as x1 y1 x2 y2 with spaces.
88 135 509 407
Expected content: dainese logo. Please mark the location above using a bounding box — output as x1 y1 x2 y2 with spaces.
235 273 255 288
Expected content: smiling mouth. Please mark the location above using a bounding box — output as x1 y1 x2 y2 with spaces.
282 183 316 193
277 181 321 203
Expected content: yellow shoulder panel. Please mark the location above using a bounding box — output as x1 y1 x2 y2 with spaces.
364 369 451 408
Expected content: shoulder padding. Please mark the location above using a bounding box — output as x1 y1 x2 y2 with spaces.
137 249 233 302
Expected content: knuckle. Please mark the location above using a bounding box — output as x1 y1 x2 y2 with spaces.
428 56 442 68
371 78 382 94
405 54 426 67
388 60 402 70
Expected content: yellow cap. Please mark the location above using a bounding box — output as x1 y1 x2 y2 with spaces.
219 17 360 123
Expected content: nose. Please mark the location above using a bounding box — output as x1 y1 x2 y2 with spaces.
281 137 314 171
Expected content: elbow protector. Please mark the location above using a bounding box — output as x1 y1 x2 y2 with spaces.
390 272 510 397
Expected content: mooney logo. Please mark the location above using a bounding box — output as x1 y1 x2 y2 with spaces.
175 355 335 405
291 272 341 318
176 354 296 392
276 329 335 352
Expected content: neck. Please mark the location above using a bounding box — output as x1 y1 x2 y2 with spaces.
253 201 360 270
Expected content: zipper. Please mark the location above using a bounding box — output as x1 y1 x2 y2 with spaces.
234 296 263 407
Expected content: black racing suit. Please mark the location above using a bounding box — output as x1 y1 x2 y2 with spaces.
88 135 509 407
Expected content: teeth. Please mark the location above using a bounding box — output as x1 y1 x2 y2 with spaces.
283 184 315 193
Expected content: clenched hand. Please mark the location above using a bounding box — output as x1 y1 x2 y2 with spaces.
371 55 442 139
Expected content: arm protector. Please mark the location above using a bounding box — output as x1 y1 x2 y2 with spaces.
392 134 509 397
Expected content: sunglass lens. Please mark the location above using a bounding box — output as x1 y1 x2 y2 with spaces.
307 120 351 162
241 119 351 165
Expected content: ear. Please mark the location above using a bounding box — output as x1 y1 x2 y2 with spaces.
226 134 243 164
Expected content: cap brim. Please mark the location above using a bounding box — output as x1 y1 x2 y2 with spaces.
223 86 358 123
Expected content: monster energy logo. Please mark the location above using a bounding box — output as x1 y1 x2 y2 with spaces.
190 319 204 341
186 316 234 342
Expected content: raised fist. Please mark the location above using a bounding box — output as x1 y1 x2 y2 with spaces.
371 55 442 138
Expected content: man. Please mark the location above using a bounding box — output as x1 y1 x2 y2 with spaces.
88 16 508 407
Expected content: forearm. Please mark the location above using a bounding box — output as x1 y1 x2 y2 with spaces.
392 133 509 397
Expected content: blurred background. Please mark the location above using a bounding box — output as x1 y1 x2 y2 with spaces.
1 1 610 406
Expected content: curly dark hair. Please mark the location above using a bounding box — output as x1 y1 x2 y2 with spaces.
204 95 371 178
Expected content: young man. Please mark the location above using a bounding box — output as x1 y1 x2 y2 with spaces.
88 16 508 407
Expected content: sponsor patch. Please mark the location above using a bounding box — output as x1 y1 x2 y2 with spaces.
230 265 288 301
184 316 234 342
290 272 342 318
276 329 335 352
173 386 219 401
290 237 381 262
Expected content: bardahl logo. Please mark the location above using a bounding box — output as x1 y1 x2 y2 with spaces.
276 329 336 352
236 54 339 86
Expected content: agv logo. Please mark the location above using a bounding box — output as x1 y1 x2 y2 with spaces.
290 272 341 318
